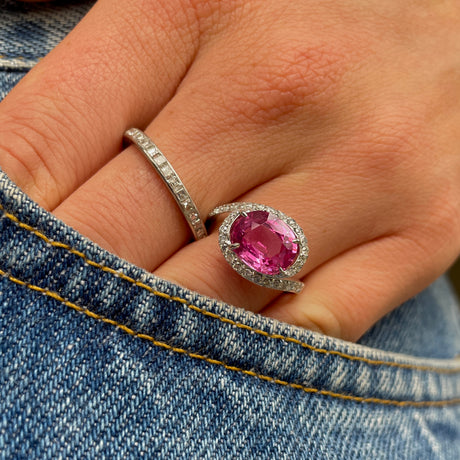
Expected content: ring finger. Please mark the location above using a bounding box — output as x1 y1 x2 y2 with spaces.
155 172 432 341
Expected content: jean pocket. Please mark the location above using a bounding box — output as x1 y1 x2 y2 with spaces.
1 169 459 459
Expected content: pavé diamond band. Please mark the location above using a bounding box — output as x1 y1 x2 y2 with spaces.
124 128 207 240
209 203 309 293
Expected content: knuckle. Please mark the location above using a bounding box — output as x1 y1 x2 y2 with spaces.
220 40 346 126
188 0 242 25
422 183 460 252
0 101 66 207
127 0 230 48
390 155 460 267
0 79 93 208
343 106 430 179
128 0 200 42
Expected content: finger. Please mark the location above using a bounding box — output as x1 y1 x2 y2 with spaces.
152 167 400 314
156 192 457 341
0 0 201 209
262 224 459 341
50 108 299 269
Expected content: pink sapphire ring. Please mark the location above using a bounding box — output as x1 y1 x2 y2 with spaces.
208 203 309 293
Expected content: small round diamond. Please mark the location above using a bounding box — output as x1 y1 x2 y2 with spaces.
229 210 299 275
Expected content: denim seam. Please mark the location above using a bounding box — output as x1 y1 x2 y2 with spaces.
0 55 41 61
1 203 460 374
1 268 459 408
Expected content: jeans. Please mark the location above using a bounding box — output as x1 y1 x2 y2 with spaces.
1 1 459 458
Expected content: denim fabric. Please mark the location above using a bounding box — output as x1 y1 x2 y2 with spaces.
0 0 93 99
1 1 460 459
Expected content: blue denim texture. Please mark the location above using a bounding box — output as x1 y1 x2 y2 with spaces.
1 1 460 458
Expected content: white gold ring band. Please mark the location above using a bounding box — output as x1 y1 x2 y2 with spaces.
124 128 207 240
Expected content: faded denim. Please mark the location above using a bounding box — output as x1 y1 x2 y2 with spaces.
1 1 460 458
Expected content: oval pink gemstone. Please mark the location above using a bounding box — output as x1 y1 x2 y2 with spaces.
230 210 299 275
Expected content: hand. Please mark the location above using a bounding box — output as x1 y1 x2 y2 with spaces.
2 0 460 340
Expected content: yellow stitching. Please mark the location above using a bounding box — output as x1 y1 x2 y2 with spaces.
1 203 460 374
0 55 42 62
0 269 458 408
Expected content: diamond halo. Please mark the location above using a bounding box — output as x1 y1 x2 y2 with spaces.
209 203 309 293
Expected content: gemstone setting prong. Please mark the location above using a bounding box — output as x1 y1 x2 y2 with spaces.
278 267 289 277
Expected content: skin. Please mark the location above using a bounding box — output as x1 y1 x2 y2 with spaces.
2 0 460 341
